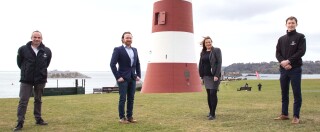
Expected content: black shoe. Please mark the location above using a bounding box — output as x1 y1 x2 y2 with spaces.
206 113 211 117
208 115 216 120
36 118 48 125
13 121 24 131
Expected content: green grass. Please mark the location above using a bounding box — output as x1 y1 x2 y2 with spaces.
1 79 320 132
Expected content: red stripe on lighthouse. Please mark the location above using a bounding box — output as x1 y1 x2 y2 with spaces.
142 63 202 93
152 0 193 33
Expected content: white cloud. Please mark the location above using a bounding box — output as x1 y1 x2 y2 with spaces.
0 0 319 71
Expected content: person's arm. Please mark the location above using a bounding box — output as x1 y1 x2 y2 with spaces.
276 38 285 63
46 48 52 68
135 48 141 80
198 56 203 79
17 47 23 69
110 47 120 80
214 48 222 78
276 38 291 69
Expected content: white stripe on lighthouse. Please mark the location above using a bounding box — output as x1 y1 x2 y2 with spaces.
149 31 196 63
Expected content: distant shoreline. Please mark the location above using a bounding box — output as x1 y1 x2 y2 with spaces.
48 70 91 78
2 71 320 75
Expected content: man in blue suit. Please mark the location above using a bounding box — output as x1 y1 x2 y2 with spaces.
110 31 141 124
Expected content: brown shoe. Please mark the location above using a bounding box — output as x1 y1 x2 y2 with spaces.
291 117 300 124
119 118 129 124
127 117 137 123
274 115 289 120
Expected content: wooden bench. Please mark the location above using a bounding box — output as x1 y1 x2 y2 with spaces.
102 87 119 93
93 88 102 94
237 87 252 91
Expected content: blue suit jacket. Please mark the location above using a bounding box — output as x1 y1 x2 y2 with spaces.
110 45 141 81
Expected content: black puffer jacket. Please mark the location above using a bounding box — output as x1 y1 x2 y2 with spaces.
276 30 306 69
17 41 52 84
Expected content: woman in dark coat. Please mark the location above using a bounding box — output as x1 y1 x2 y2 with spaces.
198 36 222 120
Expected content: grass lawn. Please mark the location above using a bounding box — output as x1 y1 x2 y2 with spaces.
1 79 319 132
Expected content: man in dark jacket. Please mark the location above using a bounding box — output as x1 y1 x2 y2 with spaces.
110 32 141 124
274 16 306 124
14 31 52 131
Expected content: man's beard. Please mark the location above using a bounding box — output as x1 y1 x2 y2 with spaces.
125 41 132 45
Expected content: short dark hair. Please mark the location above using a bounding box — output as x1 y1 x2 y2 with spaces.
121 31 132 43
31 30 42 38
286 16 298 24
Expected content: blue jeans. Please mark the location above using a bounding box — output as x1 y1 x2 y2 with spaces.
279 67 302 118
118 79 136 119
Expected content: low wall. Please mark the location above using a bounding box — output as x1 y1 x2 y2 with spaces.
32 86 85 96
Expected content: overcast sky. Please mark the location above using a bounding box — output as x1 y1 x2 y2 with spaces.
0 0 319 71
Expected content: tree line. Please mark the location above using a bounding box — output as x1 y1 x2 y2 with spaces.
223 61 320 74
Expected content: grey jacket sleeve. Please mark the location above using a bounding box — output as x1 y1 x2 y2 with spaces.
210 47 222 77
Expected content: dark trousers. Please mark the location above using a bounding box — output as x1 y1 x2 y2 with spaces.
279 67 302 118
117 79 136 119
17 83 45 122
206 89 218 117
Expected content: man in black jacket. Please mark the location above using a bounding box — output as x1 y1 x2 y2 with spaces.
14 31 52 131
274 16 306 124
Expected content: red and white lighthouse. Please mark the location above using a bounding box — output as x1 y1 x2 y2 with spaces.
142 0 202 93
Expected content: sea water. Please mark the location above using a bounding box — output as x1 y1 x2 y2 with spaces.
0 71 127 98
1 71 319 98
